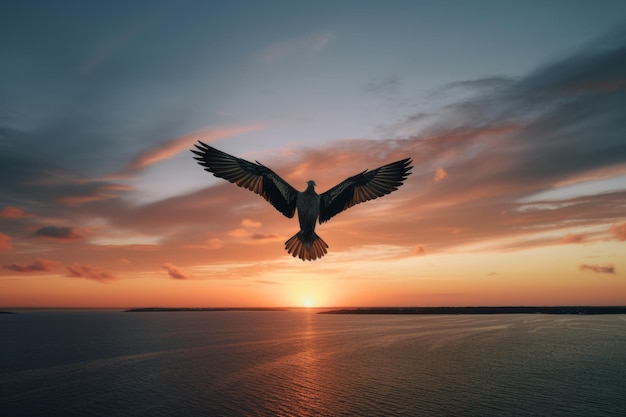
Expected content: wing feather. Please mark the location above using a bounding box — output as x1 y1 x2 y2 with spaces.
319 158 412 223
191 141 298 218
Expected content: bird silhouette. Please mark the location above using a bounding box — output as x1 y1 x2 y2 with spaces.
191 142 412 261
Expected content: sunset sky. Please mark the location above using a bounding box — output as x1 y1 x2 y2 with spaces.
1 1 626 308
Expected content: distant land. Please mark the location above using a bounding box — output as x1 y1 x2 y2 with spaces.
125 307 288 312
320 306 626 315
3 307 626 315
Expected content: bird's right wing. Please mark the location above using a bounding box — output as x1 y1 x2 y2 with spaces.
191 141 298 218
319 158 412 223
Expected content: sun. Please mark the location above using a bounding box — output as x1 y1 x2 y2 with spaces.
303 297 315 308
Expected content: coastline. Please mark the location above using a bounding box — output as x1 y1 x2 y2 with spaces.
124 307 288 312
319 306 626 315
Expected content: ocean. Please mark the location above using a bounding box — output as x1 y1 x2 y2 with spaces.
1 310 625 416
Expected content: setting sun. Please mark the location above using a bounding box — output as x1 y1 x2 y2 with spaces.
303 298 315 308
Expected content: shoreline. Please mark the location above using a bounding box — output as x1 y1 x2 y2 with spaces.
124 307 288 312
319 306 626 315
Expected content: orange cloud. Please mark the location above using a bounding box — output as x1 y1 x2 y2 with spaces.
560 233 584 244
129 125 267 171
610 222 626 241
58 195 114 206
206 238 224 249
93 127 625 263
0 233 13 251
228 228 250 238
162 262 191 280
251 233 280 240
3 258 60 272
0 206 30 218
433 167 448 183
579 264 616 274
66 263 116 282
411 244 426 256
241 219 262 228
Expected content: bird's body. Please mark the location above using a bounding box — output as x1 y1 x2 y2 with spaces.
191 142 412 261
287 181 328 260
296 182 321 239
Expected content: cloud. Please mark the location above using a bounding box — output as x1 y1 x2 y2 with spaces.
228 228 250 238
365 76 401 95
226 219 267 239
35 226 83 240
579 264 616 274
162 262 190 280
77 16 155 75
560 233 584 244
443 76 514 91
0 206 30 218
57 184 132 207
254 280 280 285
411 245 426 256
0 233 13 252
251 233 279 240
256 31 335 63
2 26 625 274
433 167 447 183
128 125 267 171
610 221 626 241
241 219 262 228
3 258 60 273
206 238 224 249
66 263 116 282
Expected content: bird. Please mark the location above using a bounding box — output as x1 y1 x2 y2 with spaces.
191 142 412 261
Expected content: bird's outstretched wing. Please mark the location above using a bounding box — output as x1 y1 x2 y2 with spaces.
319 158 412 223
191 141 298 218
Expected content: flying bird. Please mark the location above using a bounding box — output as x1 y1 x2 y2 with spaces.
191 142 412 261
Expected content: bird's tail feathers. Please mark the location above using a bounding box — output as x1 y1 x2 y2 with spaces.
285 232 328 261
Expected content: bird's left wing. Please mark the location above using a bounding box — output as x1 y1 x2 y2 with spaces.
319 158 412 223
191 141 298 218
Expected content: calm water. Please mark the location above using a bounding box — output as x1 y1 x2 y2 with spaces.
1 311 626 416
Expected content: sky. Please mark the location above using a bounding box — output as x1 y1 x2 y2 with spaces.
1 0 626 308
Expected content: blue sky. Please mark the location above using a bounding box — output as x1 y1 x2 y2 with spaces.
4 2 625 170
1 1 626 307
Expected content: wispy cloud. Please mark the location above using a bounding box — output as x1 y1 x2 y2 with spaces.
560 233 584 244
162 262 191 280
66 263 116 283
57 184 131 207
78 15 156 75
0 233 13 252
0 206 31 219
241 219 262 228
3 258 59 273
128 124 267 171
35 226 84 240
442 76 514 91
411 244 426 256
256 31 335 63
611 221 626 241
579 264 616 274
365 76 401 95
433 167 447 183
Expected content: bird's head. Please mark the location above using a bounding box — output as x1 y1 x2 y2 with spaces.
307 180 316 187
